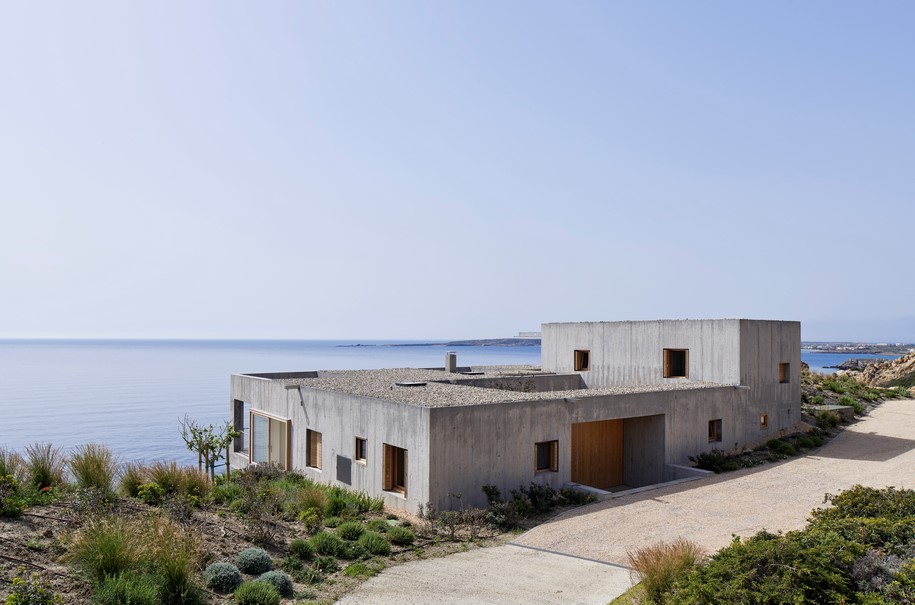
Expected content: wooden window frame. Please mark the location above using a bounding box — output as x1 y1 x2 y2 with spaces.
779 363 790 384
306 429 323 470
760 413 769 430
248 410 291 471
663 349 689 378
708 419 722 443
383 443 408 497
534 440 559 473
574 350 590 372
354 437 367 464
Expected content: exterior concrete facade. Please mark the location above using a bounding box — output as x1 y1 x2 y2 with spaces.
229 319 801 511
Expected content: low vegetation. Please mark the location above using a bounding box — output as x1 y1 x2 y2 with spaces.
614 485 915 604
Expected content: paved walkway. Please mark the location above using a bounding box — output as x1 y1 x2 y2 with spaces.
338 399 915 604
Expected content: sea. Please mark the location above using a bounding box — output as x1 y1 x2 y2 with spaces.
0 340 898 466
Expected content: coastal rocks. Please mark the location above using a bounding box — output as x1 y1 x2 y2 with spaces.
829 358 886 371
846 352 915 387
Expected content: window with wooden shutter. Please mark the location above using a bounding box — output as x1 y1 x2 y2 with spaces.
306 429 322 470
249 411 291 470
383 443 407 495
535 440 558 472
779 363 790 384
663 349 688 378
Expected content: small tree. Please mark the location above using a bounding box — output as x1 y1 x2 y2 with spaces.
179 416 240 481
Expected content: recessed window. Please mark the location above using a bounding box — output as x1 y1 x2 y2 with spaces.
708 419 722 443
664 349 689 378
306 429 322 470
574 350 590 372
355 437 367 463
383 444 408 496
779 363 790 384
249 411 290 470
760 414 769 430
535 440 558 472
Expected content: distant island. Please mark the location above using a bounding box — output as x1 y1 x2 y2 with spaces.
802 342 915 355
338 337 541 348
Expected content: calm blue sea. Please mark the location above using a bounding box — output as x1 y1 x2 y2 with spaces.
0 340 540 465
0 340 897 466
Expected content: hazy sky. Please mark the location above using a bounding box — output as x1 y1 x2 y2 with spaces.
1 2 913 341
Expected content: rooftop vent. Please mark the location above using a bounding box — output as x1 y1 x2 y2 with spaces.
395 381 427 387
445 351 457 373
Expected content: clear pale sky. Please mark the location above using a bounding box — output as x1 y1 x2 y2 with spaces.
1 2 913 341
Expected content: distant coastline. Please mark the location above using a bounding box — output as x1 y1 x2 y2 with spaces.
338 337 541 348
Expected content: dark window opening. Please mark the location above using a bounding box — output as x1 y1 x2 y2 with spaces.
779 363 790 384
760 414 769 429
664 349 689 378
708 419 722 443
574 350 590 372
383 444 407 496
355 437 367 463
535 440 558 472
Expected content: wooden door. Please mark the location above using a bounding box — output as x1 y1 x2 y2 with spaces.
571 419 624 489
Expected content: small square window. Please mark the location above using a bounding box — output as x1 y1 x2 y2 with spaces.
779 363 790 384
760 413 769 429
306 429 322 469
708 419 722 443
355 437 367 463
535 440 558 472
574 350 590 372
664 349 689 378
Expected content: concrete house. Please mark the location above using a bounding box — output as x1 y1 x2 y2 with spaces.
228 319 800 512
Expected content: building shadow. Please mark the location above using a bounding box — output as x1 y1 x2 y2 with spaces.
813 430 915 462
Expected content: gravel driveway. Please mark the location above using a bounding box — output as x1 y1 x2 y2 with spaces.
338 398 915 604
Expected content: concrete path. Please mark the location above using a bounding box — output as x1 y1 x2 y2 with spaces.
337 399 915 604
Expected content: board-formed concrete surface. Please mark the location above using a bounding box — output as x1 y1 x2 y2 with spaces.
337 399 915 604
334 544 632 605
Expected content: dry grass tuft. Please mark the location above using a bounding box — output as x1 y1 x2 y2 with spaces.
627 538 705 603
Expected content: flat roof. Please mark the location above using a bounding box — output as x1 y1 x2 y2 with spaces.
248 365 730 408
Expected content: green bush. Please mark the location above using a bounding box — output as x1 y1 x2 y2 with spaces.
323 515 343 528
69 444 119 496
811 394 825 405
336 521 365 541
236 547 273 575
365 518 390 533
324 494 347 517
795 436 816 449
119 463 146 498
310 530 345 556
66 517 140 583
0 474 24 518
357 531 391 556
94 573 159 605
234 581 280 605
25 442 65 490
136 483 165 505
837 394 857 407
817 410 841 428
387 526 415 546
256 570 293 598
341 541 368 561
627 538 704 603
289 538 314 560
0 447 25 484
312 555 339 573
767 439 797 457
203 562 243 592
5 567 63 605
344 561 383 578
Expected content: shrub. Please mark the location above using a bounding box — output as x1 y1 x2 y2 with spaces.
0 474 24 518
811 394 825 405
323 515 343 528
358 531 391 556
690 449 740 473
796 436 816 449
234 581 280 605
365 518 390 533
5 567 63 605
341 541 369 560
336 521 365 541
289 538 314 560
312 555 339 573
324 495 347 517
0 447 25 483
69 444 119 496
387 526 415 546
627 538 704 603
344 561 383 578
66 516 140 583
136 482 165 505
817 410 841 428
236 547 274 575
94 573 159 605
256 570 294 598
203 562 243 592
767 439 797 457
25 442 65 490
136 516 203 605
119 463 146 498
311 531 345 556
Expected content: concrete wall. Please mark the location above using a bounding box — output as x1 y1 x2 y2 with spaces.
230 374 432 512
426 386 742 509
541 320 743 388
739 320 802 436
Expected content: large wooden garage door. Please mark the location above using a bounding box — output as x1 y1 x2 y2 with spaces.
571 419 624 489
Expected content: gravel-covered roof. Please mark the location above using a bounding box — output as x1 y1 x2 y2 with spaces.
266 366 729 408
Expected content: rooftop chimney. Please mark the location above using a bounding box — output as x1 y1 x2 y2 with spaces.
445 351 457 373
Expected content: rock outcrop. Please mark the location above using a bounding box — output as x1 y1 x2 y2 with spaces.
848 352 915 387
830 358 887 371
